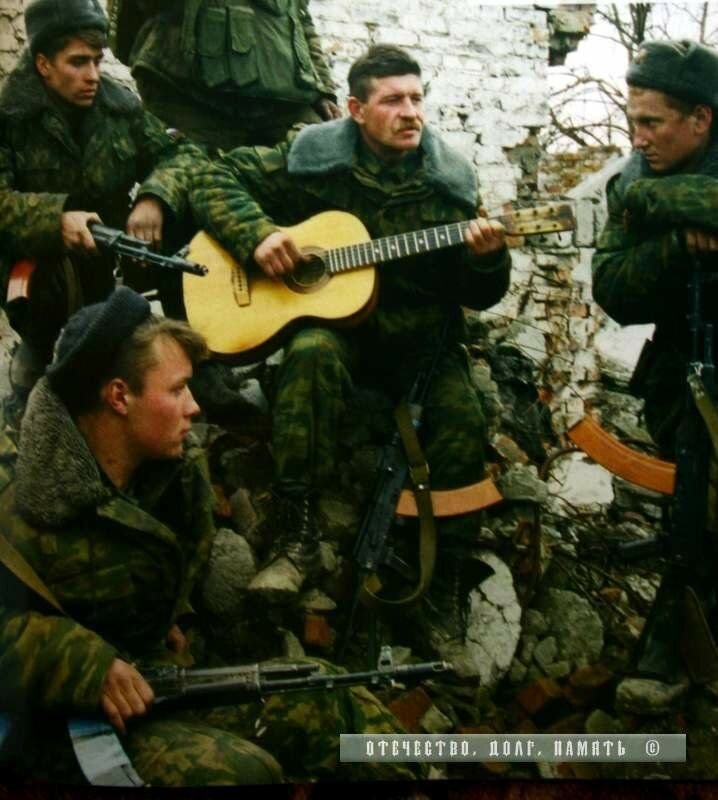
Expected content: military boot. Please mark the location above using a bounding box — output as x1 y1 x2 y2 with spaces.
248 483 321 604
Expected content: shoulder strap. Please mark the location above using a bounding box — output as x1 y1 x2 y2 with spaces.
0 529 63 613
360 401 437 608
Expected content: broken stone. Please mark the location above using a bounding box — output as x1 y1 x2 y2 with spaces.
522 608 549 636
388 687 433 733
491 433 529 464
544 660 571 680
519 634 538 666
615 676 690 716
537 588 604 668
299 588 337 612
498 464 548 504
281 628 306 659
509 658 528 685
585 709 623 735
202 528 257 618
517 677 563 715
546 452 614 515
430 551 521 686
533 636 558 671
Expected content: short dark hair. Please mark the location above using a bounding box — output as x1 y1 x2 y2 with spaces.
348 44 421 101
37 28 107 59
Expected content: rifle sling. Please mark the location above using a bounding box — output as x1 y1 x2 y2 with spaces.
361 401 437 609
0 532 142 787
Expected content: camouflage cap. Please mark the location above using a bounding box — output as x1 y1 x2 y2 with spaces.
627 39 718 108
25 0 108 55
47 287 151 404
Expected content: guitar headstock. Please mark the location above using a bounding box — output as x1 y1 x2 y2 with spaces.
496 203 575 237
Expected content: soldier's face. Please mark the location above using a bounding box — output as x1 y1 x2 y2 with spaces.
627 87 712 173
35 38 103 108
348 74 424 159
124 336 200 462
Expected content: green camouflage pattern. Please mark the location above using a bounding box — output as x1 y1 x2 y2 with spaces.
191 122 509 545
0 51 203 335
0 380 413 785
122 0 335 150
592 145 718 456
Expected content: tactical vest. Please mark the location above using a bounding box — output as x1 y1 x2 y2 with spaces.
179 0 323 101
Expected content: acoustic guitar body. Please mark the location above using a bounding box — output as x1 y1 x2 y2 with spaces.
183 211 378 362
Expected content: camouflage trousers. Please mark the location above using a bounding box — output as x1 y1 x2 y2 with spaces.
272 326 488 555
14 660 416 787
127 684 416 786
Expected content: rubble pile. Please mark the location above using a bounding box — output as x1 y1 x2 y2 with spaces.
186 331 716 781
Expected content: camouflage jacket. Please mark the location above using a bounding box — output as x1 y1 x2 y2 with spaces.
0 378 216 715
190 119 511 350
592 143 718 454
0 51 201 298
121 0 336 109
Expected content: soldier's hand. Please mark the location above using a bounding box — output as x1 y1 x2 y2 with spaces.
465 217 506 258
254 231 305 279
127 197 164 250
685 227 718 253
166 623 189 655
315 98 342 121
61 211 102 254
101 658 154 735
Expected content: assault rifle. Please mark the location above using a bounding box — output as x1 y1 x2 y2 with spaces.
618 254 718 684
140 646 451 711
57 647 452 787
89 224 208 276
338 324 451 662
6 225 207 310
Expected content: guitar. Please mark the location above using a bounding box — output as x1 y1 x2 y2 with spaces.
183 203 575 362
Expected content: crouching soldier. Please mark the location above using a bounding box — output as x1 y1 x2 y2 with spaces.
0 287 417 786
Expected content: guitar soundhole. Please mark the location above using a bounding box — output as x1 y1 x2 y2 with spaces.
285 251 329 294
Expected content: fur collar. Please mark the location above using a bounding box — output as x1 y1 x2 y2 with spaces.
287 118 478 210
15 378 112 527
0 49 140 121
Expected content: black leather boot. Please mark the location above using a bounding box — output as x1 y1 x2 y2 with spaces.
248 483 321 603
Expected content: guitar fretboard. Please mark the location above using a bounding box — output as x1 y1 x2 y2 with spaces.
326 221 471 274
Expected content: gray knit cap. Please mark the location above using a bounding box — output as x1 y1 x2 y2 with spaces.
25 0 108 55
627 39 718 108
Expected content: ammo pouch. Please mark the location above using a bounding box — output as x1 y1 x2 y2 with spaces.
191 0 319 100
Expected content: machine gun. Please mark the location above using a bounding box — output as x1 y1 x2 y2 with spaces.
140 646 451 710
618 254 718 684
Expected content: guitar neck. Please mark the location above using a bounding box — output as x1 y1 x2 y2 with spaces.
326 220 470 275
324 203 574 275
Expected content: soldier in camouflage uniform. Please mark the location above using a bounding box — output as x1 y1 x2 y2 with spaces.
108 0 341 154
0 287 416 786
592 41 718 683
593 39 718 457
0 0 202 412
190 45 511 635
